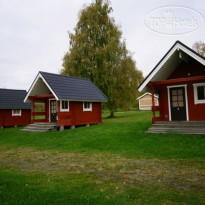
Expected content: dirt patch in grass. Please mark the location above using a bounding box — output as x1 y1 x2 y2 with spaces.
0 146 204 192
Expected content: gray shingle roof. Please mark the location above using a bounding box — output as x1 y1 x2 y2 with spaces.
0 89 32 109
40 71 108 102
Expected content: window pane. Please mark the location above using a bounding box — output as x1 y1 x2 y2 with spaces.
172 96 177 101
13 109 21 115
178 89 183 95
15 109 20 114
84 102 91 109
178 95 183 101
172 90 177 96
197 86 205 100
64 101 68 109
172 102 178 107
61 101 68 110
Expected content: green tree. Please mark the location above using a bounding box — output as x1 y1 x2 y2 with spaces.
192 41 205 57
61 0 143 117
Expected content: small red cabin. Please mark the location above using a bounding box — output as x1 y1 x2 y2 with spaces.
0 89 32 128
138 41 205 124
24 71 108 130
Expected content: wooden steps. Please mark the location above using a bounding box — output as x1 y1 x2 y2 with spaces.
148 121 205 135
21 122 57 132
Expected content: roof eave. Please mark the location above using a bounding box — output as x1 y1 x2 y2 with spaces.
58 98 108 102
138 41 205 92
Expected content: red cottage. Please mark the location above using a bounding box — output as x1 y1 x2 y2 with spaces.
0 89 32 128
138 41 205 134
24 71 108 131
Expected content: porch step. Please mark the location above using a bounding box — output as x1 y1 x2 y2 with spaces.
148 121 205 135
21 122 57 132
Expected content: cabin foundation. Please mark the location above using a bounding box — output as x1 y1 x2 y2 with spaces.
71 125 75 129
59 126 64 131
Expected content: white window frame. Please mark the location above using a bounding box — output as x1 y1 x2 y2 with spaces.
60 100 69 112
83 102 92 111
12 109 21 116
193 82 205 104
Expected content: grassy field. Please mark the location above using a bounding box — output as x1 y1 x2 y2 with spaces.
0 111 204 204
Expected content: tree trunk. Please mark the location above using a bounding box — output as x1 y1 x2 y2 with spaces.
110 108 114 118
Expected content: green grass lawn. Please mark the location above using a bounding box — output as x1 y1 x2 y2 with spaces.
0 111 204 204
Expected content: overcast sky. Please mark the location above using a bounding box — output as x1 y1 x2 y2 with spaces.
0 0 205 90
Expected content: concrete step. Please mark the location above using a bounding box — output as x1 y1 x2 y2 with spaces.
21 123 57 132
25 124 57 129
155 121 205 126
152 124 205 128
148 127 205 135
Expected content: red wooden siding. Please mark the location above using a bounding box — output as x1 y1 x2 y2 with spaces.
168 59 205 80
186 81 205 121
0 110 3 127
0 109 31 127
157 79 205 121
57 102 102 126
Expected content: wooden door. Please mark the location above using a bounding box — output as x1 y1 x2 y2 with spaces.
170 87 187 121
50 100 57 122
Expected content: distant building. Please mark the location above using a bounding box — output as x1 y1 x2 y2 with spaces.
137 92 158 110
0 89 32 128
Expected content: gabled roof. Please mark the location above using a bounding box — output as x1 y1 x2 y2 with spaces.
137 92 159 100
138 41 205 92
25 71 108 102
0 89 32 109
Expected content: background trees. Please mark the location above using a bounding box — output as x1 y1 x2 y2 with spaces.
192 41 205 57
61 0 143 116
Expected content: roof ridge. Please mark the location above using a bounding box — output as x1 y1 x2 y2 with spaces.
176 41 205 61
39 71 90 81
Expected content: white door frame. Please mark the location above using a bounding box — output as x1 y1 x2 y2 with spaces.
49 98 57 122
167 84 189 121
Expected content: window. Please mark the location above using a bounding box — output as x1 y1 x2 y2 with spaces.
12 109 21 116
193 83 205 104
60 100 69 112
83 102 92 111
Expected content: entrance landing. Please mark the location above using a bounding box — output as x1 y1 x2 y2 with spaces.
148 121 205 135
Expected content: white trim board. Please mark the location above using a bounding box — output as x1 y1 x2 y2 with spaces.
60 100 70 112
24 72 59 102
167 84 189 121
137 92 159 100
12 109 22 116
193 82 205 104
83 102 92 111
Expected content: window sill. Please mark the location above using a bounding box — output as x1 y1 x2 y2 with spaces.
83 109 92 112
195 100 205 104
60 109 69 112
